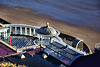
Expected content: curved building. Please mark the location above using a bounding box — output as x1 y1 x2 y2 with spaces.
0 19 92 66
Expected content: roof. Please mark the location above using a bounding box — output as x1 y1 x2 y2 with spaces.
5 53 58 67
36 23 60 36
39 23 57 35
40 26 57 35
71 50 100 67
44 42 84 66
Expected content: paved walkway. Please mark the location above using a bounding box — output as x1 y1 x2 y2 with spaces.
0 43 15 57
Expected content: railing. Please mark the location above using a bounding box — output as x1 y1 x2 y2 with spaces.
0 24 40 51
4 24 39 36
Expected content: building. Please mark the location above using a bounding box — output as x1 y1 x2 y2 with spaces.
0 19 92 66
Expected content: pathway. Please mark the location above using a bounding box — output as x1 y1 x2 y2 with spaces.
0 43 15 57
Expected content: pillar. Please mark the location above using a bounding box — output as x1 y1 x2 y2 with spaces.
25 27 27 35
29 28 31 36
4 31 5 40
20 27 22 35
10 26 12 33
15 26 17 34
5 31 7 39
33 29 35 35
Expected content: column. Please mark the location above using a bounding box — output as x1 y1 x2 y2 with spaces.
20 27 22 35
4 31 7 40
4 32 5 40
33 29 35 35
29 28 31 36
25 27 27 35
5 31 7 39
10 26 12 33
15 26 17 34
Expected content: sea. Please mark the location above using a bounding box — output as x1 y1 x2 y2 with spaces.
0 0 100 30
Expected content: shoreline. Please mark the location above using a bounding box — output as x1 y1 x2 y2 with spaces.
0 4 100 52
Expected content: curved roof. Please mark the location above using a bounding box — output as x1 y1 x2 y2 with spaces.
36 23 60 36
39 25 57 35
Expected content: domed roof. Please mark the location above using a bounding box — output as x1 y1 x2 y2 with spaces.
36 23 60 36
39 23 57 35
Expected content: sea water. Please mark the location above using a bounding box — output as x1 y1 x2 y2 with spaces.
0 0 100 30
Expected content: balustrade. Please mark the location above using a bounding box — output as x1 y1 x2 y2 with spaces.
5 24 38 36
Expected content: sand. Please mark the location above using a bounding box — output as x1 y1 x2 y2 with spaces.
0 4 100 53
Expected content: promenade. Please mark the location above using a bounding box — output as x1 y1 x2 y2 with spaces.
0 43 15 57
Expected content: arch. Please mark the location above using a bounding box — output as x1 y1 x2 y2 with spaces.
72 38 83 49
76 40 83 50
72 38 92 54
